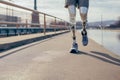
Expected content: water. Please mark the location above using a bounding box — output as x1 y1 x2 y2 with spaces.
87 30 120 56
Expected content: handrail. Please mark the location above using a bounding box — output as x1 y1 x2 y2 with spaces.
0 1 39 12
0 1 65 21
0 21 40 25
0 1 70 35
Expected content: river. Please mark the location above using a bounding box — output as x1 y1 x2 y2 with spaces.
86 30 120 56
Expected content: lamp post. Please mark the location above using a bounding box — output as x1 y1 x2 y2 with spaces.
34 0 37 10
31 0 40 27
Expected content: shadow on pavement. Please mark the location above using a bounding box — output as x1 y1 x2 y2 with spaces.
71 51 120 66
91 51 120 64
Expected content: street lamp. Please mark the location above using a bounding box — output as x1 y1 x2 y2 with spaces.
31 0 40 27
34 0 37 10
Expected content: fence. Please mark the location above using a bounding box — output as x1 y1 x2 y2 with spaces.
0 1 70 36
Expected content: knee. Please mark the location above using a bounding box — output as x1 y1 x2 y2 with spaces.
68 5 76 17
80 7 88 14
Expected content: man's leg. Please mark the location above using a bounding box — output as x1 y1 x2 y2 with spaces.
79 7 89 46
68 5 78 53
68 5 76 42
79 7 88 30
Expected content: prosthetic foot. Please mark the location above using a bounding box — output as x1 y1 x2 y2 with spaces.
81 22 88 46
70 42 78 53
70 26 79 53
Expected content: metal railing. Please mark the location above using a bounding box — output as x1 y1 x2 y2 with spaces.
0 1 70 36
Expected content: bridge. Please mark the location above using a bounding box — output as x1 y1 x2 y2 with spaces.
0 1 120 80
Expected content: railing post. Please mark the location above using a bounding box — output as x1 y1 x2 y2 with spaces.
60 19 63 31
65 21 68 30
64 21 66 30
26 19 28 34
54 17 56 33
26 19 28 28
16 24 18 28
44 14 46 35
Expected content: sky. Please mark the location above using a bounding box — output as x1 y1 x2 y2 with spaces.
4 0 120 22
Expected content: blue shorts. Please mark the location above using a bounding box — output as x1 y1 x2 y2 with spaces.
65 0 89 8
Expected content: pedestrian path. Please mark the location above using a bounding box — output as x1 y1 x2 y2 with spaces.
0 31 120 80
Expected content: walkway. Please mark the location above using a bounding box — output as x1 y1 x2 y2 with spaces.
0 31 120 80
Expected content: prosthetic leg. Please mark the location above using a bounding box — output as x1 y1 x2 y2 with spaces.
68 5 78 53
79 7 88 46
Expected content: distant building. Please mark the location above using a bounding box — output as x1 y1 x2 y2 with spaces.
0 14 21 27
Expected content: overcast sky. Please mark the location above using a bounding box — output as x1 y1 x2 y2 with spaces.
4 0 120 22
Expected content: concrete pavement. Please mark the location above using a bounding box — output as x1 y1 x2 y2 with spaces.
0 31 68 52
0 31 120 80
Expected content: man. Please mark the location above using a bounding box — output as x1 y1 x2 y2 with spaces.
65 0 89 53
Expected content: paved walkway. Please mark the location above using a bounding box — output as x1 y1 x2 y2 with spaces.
0 31 120 80
0 31 68 52
0 31 64 44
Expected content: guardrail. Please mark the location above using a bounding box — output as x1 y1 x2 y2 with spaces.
0 1 70 36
